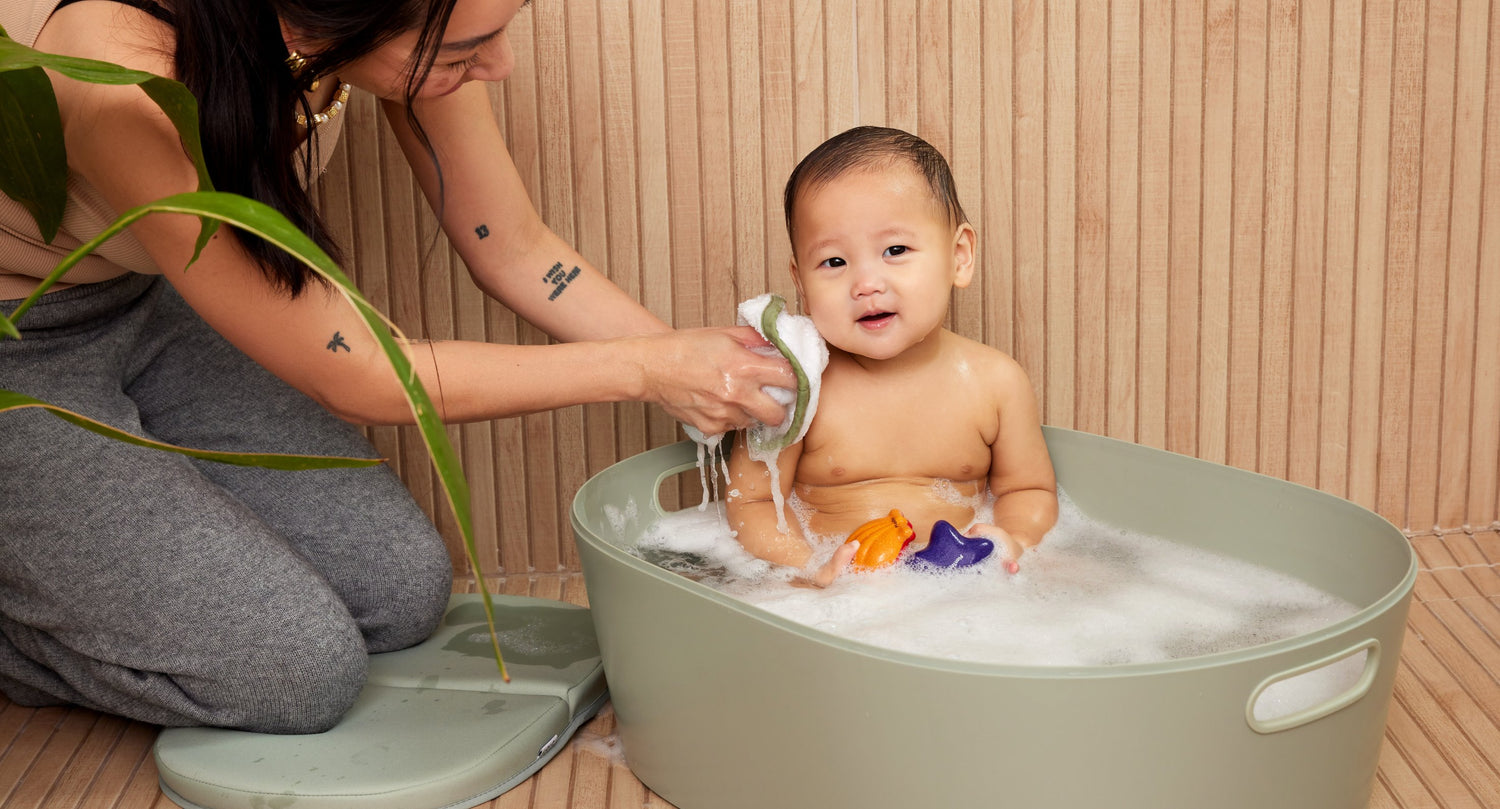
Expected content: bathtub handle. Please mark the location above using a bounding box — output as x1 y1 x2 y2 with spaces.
1245 638 1380 734
652 458 707 514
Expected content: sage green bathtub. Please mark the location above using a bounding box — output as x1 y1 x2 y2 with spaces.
570 427 1415 809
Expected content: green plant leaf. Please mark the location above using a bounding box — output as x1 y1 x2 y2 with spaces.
0 390 383 469
0 64 66 241
0 30 216 250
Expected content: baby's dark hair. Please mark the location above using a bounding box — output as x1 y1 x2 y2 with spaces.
783 126 968 245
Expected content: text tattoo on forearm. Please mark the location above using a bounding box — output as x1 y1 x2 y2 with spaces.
544 261 581 301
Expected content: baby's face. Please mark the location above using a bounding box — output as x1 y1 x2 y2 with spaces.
790 165 973 361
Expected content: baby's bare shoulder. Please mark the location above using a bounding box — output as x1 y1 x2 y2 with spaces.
946 333 1030 388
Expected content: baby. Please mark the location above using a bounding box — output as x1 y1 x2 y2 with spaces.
725 126 1058 585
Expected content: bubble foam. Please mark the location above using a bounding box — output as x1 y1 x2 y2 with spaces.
632 492 1360 667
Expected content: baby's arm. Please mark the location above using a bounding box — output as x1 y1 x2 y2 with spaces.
982 357 1059 555
723 434 860 586
725 432 813 567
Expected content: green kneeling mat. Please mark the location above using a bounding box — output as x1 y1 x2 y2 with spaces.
155 594 608 809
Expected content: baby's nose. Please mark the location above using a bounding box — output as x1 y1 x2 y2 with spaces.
850 264 887 297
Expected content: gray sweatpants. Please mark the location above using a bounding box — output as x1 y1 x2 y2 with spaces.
0 274 452 733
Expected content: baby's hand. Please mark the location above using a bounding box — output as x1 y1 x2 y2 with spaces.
792 542 859 588
971 524 1023 574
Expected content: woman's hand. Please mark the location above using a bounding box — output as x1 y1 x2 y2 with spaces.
640 326 797 436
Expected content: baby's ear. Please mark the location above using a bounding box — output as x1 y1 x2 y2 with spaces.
789 258 806 301
952 223 977 288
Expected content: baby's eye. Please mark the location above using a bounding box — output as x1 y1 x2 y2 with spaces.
819 256 846 268
885 245 908 257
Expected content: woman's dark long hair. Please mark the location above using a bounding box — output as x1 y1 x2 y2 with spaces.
169 0 459 296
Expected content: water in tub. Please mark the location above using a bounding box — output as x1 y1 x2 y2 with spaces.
618 487 1366 722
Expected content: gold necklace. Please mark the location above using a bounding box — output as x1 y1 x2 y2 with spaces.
295 81 350 128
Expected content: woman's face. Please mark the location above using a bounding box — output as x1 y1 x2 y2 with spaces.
297 0 529 100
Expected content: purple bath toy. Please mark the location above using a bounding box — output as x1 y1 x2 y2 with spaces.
908 520 995 570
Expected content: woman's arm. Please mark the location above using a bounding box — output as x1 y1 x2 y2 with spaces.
380 82 798 428
56 82 660 424
39 8 792 431
385 83 665 343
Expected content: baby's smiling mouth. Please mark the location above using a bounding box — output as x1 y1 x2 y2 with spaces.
857 311 895 326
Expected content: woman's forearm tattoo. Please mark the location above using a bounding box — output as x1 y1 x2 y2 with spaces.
544 261 581 301
473 223 577 302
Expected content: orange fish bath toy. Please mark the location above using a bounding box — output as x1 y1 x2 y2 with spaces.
845 509 916 570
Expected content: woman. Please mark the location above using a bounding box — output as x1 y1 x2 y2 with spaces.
0 0 792 733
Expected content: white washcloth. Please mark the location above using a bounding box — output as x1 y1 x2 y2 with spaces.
683 294 828 451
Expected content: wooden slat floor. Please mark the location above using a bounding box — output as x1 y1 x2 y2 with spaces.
1 533 1496 809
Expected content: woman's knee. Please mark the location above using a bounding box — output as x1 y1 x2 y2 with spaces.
358 542 453 654
199 617 370 734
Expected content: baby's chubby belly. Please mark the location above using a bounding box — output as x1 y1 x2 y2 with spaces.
792 477 988 545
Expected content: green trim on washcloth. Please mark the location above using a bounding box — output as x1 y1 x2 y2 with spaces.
753 295 811 451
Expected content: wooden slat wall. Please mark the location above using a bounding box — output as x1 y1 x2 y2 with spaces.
318 0 1500 575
